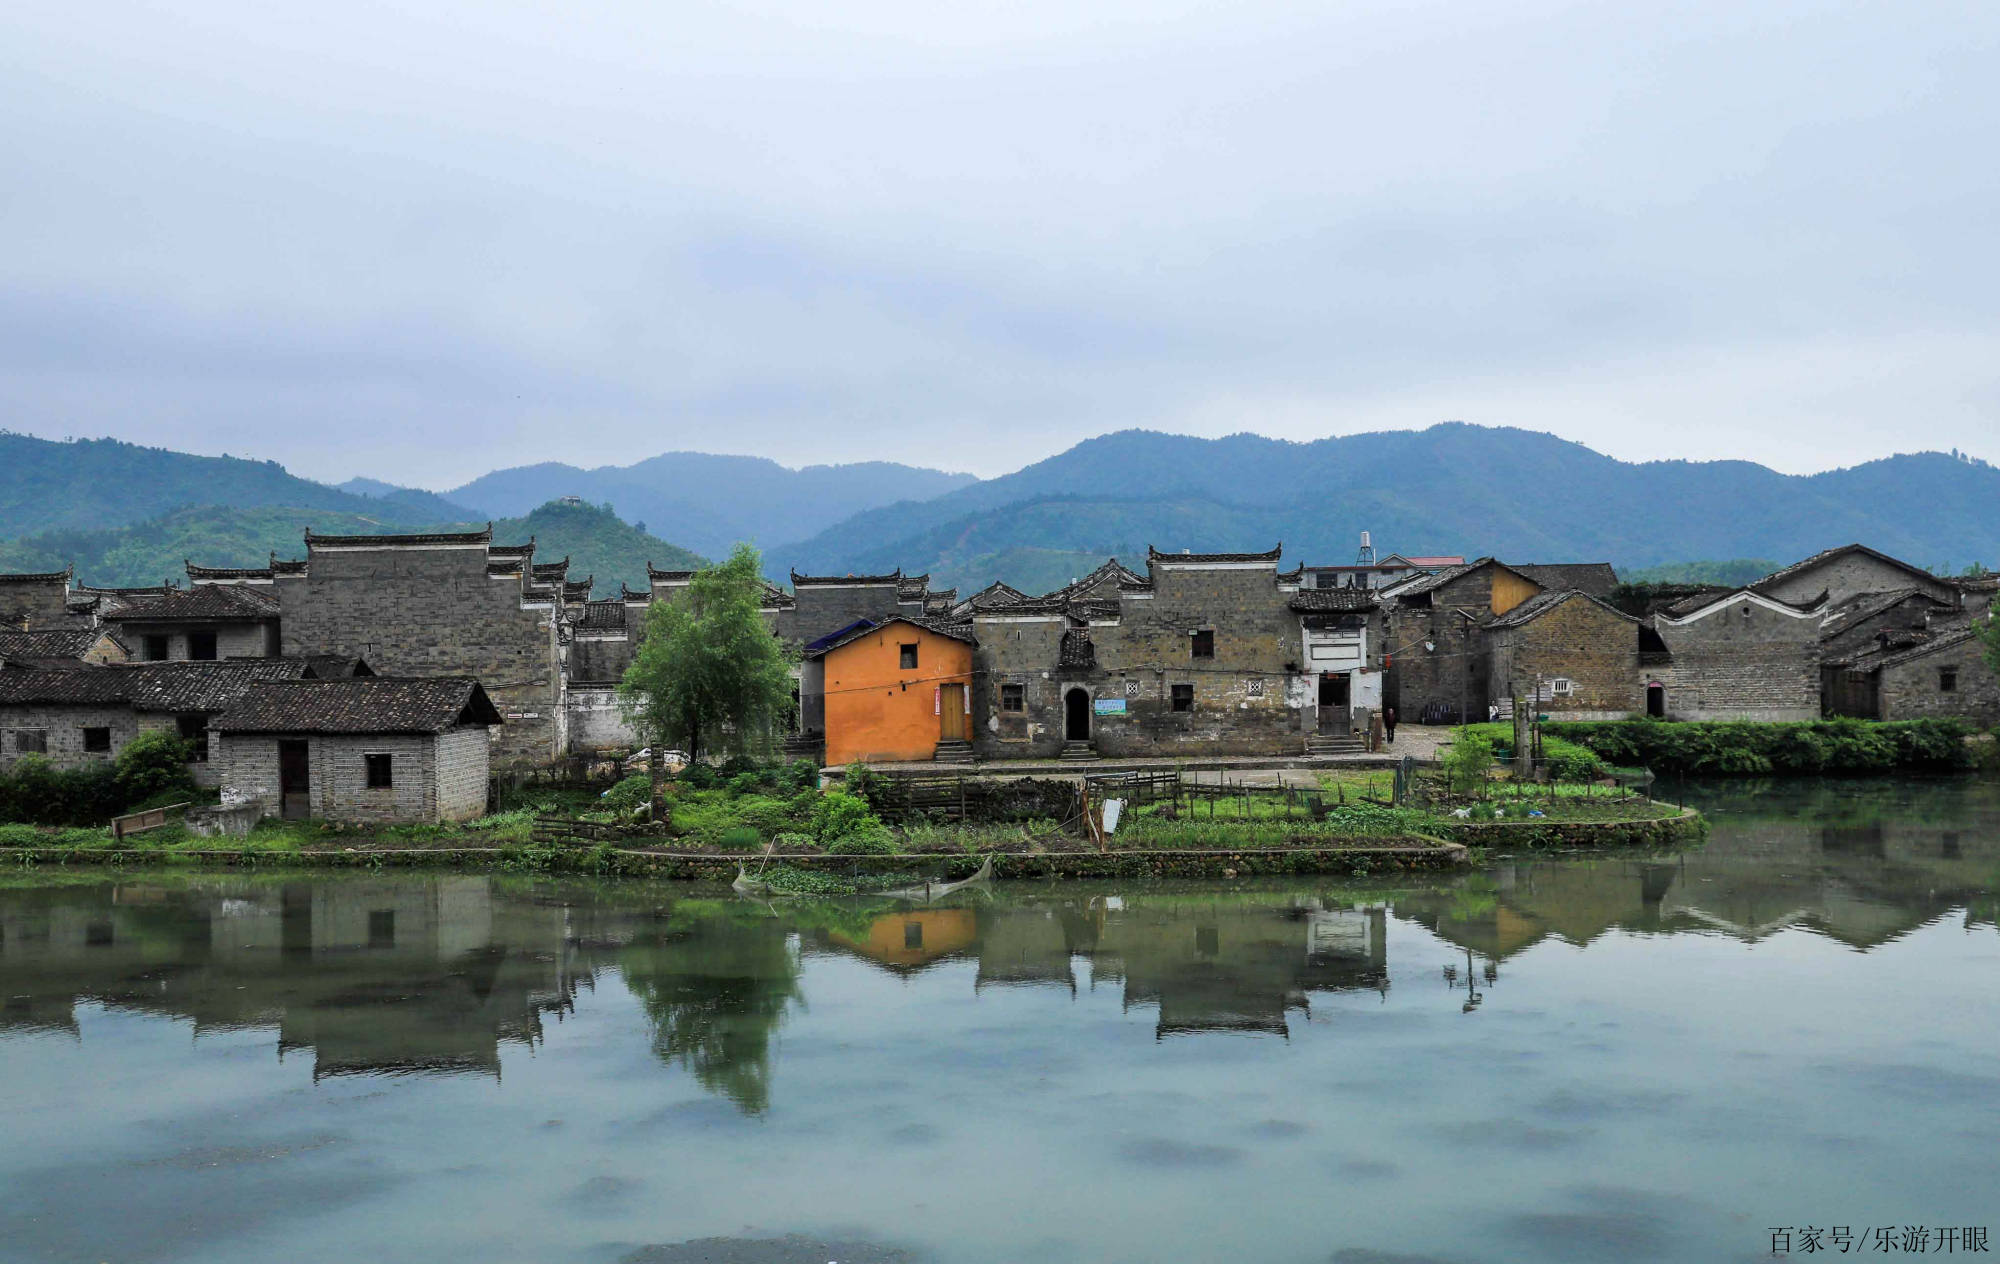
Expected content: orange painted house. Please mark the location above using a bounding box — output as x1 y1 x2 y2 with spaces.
805 617 976 765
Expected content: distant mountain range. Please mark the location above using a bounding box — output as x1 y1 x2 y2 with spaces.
442 453 978 561
0 424 1995 597
772 425 2000 592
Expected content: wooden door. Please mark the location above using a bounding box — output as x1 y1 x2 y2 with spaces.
278 740 310 820
941 683 967 740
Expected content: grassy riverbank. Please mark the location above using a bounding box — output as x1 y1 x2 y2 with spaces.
1459 717 1979 776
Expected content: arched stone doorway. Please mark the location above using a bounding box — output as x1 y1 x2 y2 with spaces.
1064 687 1091 741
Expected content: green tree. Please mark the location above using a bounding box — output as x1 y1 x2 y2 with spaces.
619 545 799 809
1977 611 2000 680
1442 730 1495 797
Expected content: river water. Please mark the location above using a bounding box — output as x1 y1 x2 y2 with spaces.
3 778 1998 1264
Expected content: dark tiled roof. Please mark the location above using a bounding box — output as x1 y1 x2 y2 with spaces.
1820 588 1950 641
760 582 796 609
270 558 307 575
896 574 932 599
1486 588 1638 630
0 629 117 660
99 584 279 623
962 581 1029 610
621 584 650 602
1288 589 1380 613
563 577 594 601
305 525 493 547
1147 544 1282 564
0 567 71 584
0 660 312 711
185 560 275 581
1058 629 1095 668
1515 563 1620 599
215 677 503 734
1838 623 1978 673
647 564 694 582
1276 565 1303 583
577 601 627 631
803 616 977 660
488 540 535 560
790 568 903 586
1068 598 1122 621
286 655 375 679
532 558 571 579
1382 559 1493 599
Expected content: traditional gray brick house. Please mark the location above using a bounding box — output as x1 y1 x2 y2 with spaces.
1644 587 1826 721
1825 623 2000 726
0 659 340 785
273 526 562 768
1484 589 1642 719
971 546 1334 759
99 582 281 661
1751 544 1959 608
1380 559 1538 724
213 677 502 823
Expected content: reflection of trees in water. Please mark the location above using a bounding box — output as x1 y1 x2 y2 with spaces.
620 920 803 1114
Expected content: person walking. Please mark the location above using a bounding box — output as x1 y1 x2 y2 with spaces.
1383 706 1397 744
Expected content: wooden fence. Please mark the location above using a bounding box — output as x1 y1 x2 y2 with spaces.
110 801 189 840
531 815 663 846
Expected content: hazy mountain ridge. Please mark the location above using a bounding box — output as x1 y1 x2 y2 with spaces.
775 425 2000 586
446 452 978 559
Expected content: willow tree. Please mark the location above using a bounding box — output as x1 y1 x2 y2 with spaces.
619 544 798 814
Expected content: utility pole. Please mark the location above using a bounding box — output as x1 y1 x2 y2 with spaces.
1513 684 1532 779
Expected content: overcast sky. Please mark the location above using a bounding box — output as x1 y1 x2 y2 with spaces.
4 1 1996 488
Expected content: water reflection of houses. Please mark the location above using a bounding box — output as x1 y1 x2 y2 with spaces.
1400 783 2000 959
0 877 585 1078
817 894 1389 1037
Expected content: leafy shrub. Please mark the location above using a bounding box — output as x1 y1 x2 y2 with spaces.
1539 736 1605 783
823 828 896 855
719 826 762 851
1441 732 1495 794
114 731 198 804
811 790 879 843
601 775 650 811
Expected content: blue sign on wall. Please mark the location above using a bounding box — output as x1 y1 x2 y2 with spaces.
1093 698 1127 715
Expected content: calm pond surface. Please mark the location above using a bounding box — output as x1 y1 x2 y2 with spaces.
4 779 2000 1264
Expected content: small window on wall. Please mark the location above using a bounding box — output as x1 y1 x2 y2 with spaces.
188 632 218 661
1190 630 1214 659
899 643 919 670
143 634 169 662
1000 683 1024 712
1244 678 1265 698
82 727 111 753
1171 683 1194 712
1940 667 1958 693
13 730 46 754
365 753 394 788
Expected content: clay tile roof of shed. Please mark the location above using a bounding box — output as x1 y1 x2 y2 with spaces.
1146 544 1283 565
1837 622 1979 673
803 616 977 659
215 676 503 734
1287 588 1380 613
578 600 626 631
1485 588 1638 629
789 568 904 586
1067 598 1122 621
98 584 279 623
0 566 72 584
0 669 134 706
0 628 116 660
304 525 494 547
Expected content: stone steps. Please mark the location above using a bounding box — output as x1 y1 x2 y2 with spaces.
932 740 975 765
1058 741 1102 762
1306 735 1365 756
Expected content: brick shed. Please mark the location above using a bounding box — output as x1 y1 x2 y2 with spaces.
214 677 503 824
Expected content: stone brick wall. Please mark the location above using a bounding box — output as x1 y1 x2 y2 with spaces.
1486 597 1641 720
1384 607 1488 723
216 729 488 823
1879 638 2000 727
0 704 147 771
566 683 640 754
0 578 77 630
1760 554 1957 607
773 582 905 646
971 612 1069 757
568 633 633 683
1652 600 1822 720
279 545 560 767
